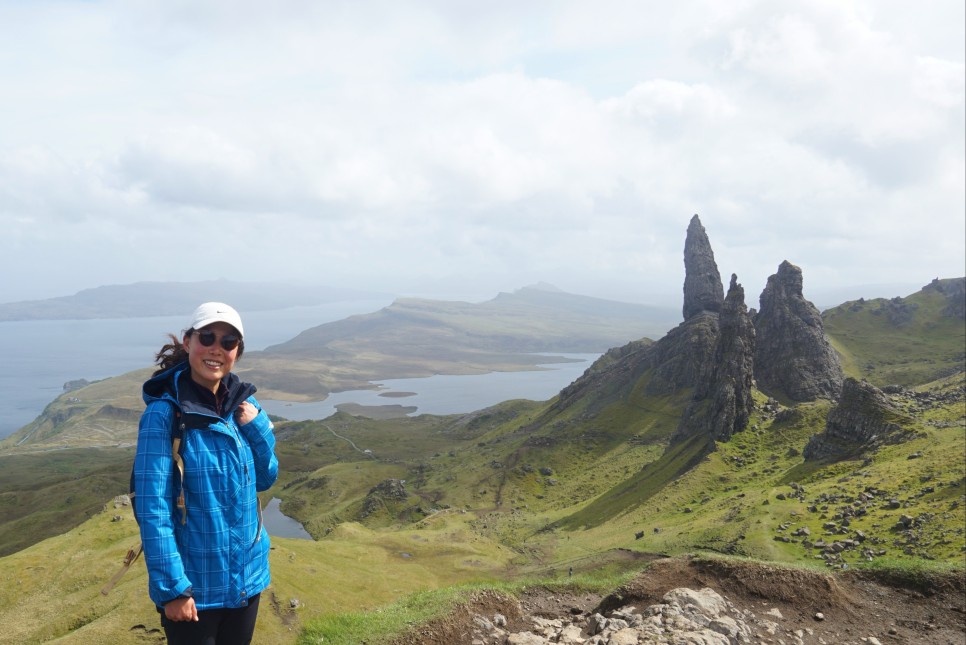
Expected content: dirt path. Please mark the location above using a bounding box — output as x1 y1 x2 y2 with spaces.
389 555 966 644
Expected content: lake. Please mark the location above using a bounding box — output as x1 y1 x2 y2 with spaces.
261 353 598 421
263 497 313 540
0 300 599 438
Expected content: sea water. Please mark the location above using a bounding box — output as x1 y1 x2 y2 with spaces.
0 300 599 438
0 300 392 438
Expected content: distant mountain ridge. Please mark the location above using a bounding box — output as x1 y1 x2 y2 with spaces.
211 286 679 400
1 284 678 449
0 280 385 321
266 285 675 356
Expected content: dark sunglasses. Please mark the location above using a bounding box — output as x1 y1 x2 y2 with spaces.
195 329 240 351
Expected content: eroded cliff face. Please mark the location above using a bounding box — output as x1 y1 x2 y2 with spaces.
682 214 724 321
555 216 845 448
753 261 844 402
803 378 912 460
676 274 756 442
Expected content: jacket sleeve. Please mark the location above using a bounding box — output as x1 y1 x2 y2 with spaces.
238 396 278 492
133 401 193 606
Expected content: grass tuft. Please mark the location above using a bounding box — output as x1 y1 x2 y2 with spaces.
298 566 644 645
853 557 966 595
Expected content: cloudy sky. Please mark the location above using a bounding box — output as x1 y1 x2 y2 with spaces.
1 0 963 308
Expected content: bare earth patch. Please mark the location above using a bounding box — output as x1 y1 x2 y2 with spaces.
387 556 966 644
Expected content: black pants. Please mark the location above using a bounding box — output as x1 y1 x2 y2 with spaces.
160 594 260 645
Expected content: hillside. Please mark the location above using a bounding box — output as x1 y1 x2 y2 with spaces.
823 277 966 386
241 285 675 399
1 285 672 455
0 372 961 643
0 219 962 644
0 285 671 558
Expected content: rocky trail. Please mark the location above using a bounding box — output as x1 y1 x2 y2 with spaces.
388 556 965 645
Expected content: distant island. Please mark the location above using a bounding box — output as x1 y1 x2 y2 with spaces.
0 279 387 321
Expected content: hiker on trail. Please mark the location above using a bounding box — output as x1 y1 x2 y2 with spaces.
133 302 278 644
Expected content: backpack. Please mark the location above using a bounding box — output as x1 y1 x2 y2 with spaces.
101 408 184 595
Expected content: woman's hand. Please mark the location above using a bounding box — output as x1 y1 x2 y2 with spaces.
164 597 199 622
235 401 258 425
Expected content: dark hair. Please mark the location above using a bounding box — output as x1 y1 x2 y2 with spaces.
152 329 245 376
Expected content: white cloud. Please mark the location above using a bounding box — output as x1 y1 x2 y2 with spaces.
0 0 962 306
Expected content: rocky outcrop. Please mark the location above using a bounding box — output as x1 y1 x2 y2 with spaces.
557 219 845 447
682 215 724 320
468 586 807 645
610 215 724 398
803 378 912 460
923 277 966 319
360 478 409 518
676 275 756 441
63 378 90 392
754 261 844 401
551 314 717 413
640 313 719 396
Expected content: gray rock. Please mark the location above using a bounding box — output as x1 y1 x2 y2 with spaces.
472 586 760 645
754 260 844 402
359 478 409 518
675 274 756 442
804 378 912 460
682 214 724 320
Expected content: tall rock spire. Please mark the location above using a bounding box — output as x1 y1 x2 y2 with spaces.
676 274 756 442
753 260 844 401
682 214 724 320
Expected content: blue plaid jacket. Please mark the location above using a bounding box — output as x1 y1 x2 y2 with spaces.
133 363 278 610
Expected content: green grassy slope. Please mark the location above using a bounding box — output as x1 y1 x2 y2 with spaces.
1 368 959 644
0 369 150 451
0 448 131 557
0 502 517 645
268 370 964 570
823 284 965 385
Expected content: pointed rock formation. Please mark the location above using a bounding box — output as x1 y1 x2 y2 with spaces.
803 378 912 460
556 219 849 450
682 215 724 320
753 261 843 401
551 217 726 413
676 274 756 442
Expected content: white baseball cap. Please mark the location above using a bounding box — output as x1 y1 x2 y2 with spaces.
189 302 244 338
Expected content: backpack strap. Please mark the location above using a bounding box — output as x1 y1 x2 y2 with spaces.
171 411 186 525
100 543 143 595
102 406 184 595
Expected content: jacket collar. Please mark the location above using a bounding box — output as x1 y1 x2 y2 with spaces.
143 361 256 420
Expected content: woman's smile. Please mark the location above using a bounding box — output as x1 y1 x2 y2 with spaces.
184 322 239 393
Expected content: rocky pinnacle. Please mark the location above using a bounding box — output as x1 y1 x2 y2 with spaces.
682 214 724 320
753 260 844 401
676 274 756 442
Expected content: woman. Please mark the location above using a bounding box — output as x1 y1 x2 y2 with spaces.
133 302 278 644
